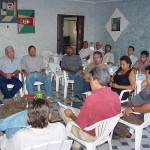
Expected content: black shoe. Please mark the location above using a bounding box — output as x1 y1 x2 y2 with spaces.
70 96 82 102
126 133 132 138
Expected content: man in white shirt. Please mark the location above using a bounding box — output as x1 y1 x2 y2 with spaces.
95 41 104 54
103 44 114 65
0 99 67 150
127 46 138 67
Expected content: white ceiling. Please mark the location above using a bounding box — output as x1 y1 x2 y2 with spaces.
64 0 123 3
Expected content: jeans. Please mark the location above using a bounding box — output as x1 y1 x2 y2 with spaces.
0 75 23 99
0 110 28 138
68 70 83 80
26 72 52 97
73 76 91 99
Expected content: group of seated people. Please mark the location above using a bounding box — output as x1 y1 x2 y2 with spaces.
62 42 150 103
0 42 150 149
0 45 53 103
0 64 150 149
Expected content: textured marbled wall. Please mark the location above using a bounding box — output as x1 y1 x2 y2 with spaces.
0 0 149 62
0 0 95 58
95 0 150 64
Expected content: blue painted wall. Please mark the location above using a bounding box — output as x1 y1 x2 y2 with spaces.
95 0 150 64
0 0 149 62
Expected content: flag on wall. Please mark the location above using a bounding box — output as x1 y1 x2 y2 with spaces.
0 0 17 23
18 10 35 33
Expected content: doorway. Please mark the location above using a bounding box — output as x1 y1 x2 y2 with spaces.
57 14 84 55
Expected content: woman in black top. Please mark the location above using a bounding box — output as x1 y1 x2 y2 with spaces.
109 56 136 100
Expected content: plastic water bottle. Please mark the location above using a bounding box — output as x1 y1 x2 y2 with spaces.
36 90 43 99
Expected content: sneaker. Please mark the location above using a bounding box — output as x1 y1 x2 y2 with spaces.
70 97 82 103
46 97 54 103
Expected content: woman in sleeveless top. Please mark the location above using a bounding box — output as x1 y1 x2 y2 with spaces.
109 56 136 100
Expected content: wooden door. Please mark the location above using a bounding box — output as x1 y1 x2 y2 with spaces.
57 15 84 54
57 15 63 54
76 16 84 54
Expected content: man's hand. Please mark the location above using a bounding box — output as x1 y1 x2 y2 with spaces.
24 72 29 77
65 109 74 118
112 83 119 88
5 73 13 79
124 107 133 116
41 69 47 75
64 108 77 121
84 78 90 82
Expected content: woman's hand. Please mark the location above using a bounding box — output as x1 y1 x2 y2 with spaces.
112 83 119 88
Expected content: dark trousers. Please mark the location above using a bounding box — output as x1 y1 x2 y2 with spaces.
73 76 91 99
0 75 23 99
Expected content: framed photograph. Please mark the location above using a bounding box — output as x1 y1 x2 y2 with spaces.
0 0 17 23
18 10 35 34
111 17 120 31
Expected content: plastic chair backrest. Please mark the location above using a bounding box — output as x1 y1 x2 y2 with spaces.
84 113 121 138
49 62 57 74
144 112 150 124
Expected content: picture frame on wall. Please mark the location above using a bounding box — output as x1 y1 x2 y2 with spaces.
18 9 35 34
0 0 17 23
111 17 120 31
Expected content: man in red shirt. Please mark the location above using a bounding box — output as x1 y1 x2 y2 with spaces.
59 66 121 142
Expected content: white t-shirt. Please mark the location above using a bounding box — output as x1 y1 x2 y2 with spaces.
129 54 138 67
0 122 67 150
79 47 93 59
103 52 114 64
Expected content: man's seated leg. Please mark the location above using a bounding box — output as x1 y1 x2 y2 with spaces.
8 77 23 98
0 76 11 99
73 76 84 100
71 126 96 142
59 107 96 142
0 110 28 139
36 74 52 101
26 73 36 95
72 76 90 103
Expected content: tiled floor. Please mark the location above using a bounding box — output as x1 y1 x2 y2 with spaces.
47 81 150 150
2 80 150 150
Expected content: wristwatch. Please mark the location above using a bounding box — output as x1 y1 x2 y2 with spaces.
131 107 135 112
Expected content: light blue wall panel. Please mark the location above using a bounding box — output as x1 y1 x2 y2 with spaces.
0 0 95 58
95 0 150 64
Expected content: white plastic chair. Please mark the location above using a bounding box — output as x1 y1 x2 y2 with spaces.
119 112 150 150
23 75 43 95
22 140 73 150
41 50 54 63
49 62 64 92
7 73 23 97
119 89 132 103
66 113 121 150
63 71 74 98
82 89 132 104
